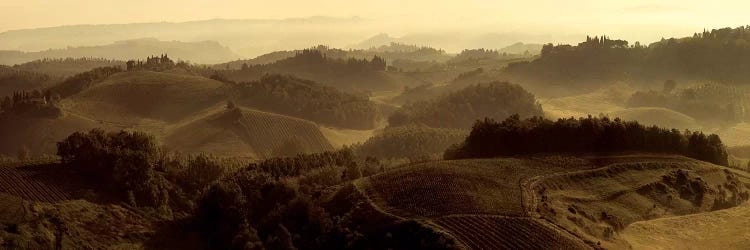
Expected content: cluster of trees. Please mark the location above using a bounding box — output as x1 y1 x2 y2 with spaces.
13 57 124 77
56 129 174 209
220 44 449 71
46 66 123 98
192 154 451 249
126 54 178 71
445 115 728 166
231 74 379 129
214 48 399 91
356 124 468 159
249 148 362 178
0 90 62 118
53 128 453 249
0 66 55 96
507 26 750 87
240 49 387 74
627 83 750 126
389 81 543 129
390 68 505 105
507 35 638 87
446 49 521 67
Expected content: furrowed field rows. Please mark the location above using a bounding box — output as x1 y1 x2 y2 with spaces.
435 215 589 250
363 157 597 218
0 164 73 202
233 109 333 156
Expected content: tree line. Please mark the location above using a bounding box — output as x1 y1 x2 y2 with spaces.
0 90 62 118
445 115 728 166
12 57 125 77
229 74 379 129
507 26 750 87
46 66 123 98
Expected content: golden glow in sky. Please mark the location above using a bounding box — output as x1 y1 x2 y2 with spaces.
0 0 748 43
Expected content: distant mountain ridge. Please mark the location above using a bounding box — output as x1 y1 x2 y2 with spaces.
0 38 239 65
0 17 371 58
352 33 544 55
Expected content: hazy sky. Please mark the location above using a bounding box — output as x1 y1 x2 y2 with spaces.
1 0 748 43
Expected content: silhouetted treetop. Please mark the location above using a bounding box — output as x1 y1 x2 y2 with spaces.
507 26 750 87
446 115 728 166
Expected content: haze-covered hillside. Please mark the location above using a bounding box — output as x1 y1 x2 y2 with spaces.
0 38 239 65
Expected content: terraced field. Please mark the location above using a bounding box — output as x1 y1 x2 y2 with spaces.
355 156 597 249
353 154 750 250
532 157 750 249
164 107 333 158
362 157 597 218
0 162 78 202
435 215 585 250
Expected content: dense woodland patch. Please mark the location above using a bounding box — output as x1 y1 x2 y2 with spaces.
389 82 543 129
218 49 390 90
446 115 728 166
0 66 56 96
507 26 750 87
230 74 379 129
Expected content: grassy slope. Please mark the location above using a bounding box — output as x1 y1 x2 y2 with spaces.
608 107 699 130
0 114 102 156
164 107 333 159
621 202 750 249
715 122 750 147
533 155 750 249
62 71 226 124
540 84 701 131
539 84 634 119
349 154 750 250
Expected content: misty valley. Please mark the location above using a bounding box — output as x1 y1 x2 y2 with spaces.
2 7 750 250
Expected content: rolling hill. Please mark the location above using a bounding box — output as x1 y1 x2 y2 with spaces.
540 84 701 130
11 58 125 77
0 113 102 156
329 154 750 249
608 107 700 130
61 70 227 123
621 202 750 249
164 107 333 159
